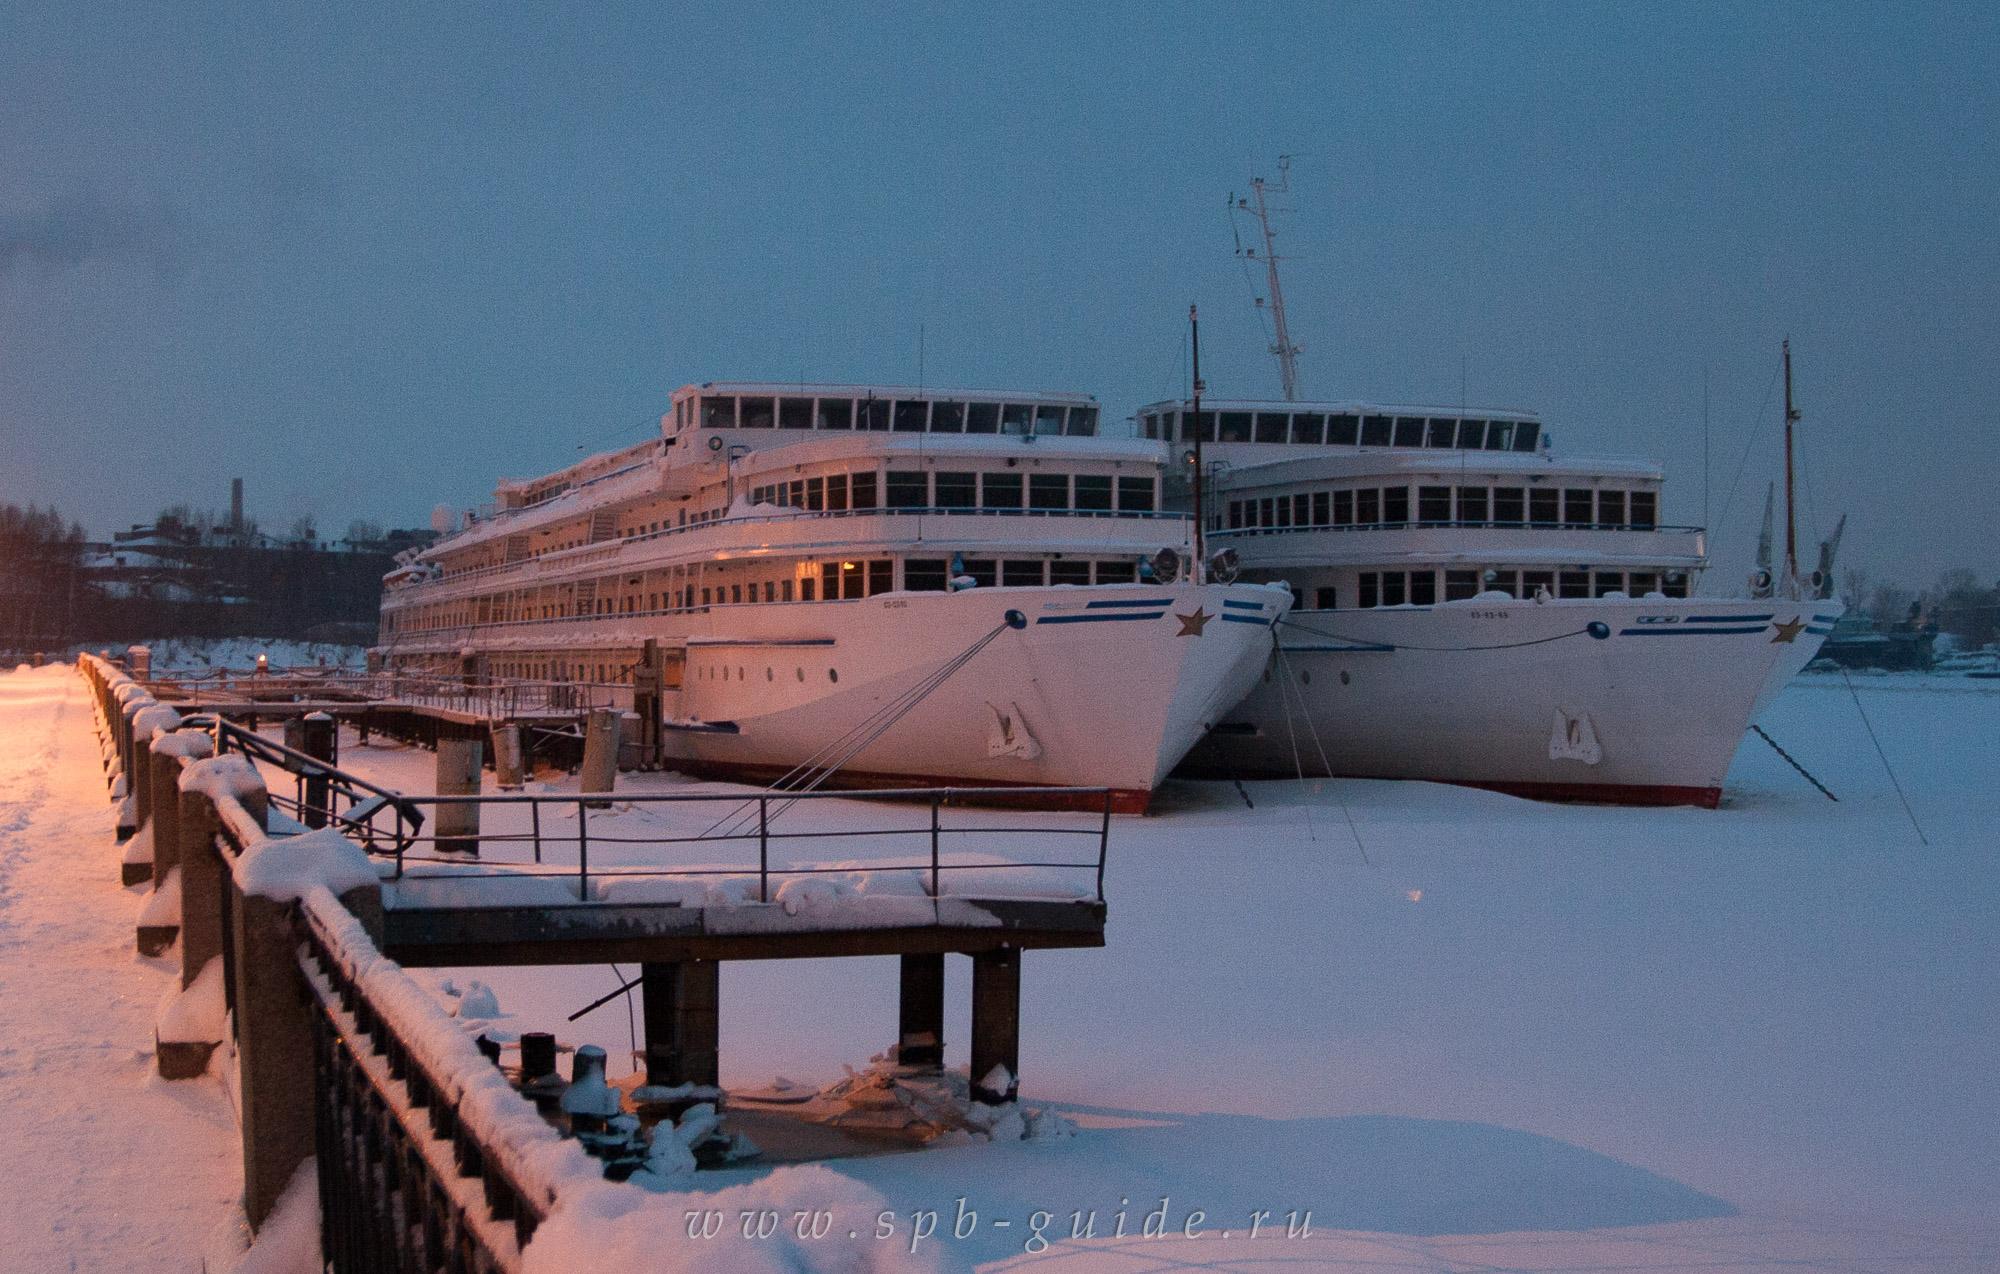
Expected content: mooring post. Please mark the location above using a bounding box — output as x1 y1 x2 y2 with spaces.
898 953 946 1069
299 712 336 829
640 961 719 1087
434 737 482 854
579 708 618 805
969 948 1021 1104
176 789 229 993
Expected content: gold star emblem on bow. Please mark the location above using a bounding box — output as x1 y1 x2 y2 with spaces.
1770 616 1806 643
1176 607 1211 636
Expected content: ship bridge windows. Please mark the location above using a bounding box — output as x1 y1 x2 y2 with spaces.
982 472 1024 509
1254 412 1288 443
887 470 928 509
1486 421 1514 451
1029 473 1069 510
858 398 891 430
966 402 1000 433
1217 412 1253 442
1425 419 1456 448
740 397 775 428
701 396 737 429
779 397 813 428
1456 420 1486 449
1394 417 1427 447
894 400 929 432
1001 404 1033 435
817 398 852 430
1035 405 1065 435
931 401 964 433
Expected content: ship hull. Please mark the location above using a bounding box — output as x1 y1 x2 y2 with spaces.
394 582 1287 809
1178 597 1838 807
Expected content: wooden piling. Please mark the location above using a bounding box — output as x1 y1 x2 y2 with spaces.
970 949 1021 1104
898 953 946 1068
640 961 719 1087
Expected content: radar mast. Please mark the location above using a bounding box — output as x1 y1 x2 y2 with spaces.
1232 156 1303 401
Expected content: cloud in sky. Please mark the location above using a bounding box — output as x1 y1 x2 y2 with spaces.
0 187 189 280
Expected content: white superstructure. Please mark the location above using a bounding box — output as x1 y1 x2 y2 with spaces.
1140 398 1835 807
377 384 1289 810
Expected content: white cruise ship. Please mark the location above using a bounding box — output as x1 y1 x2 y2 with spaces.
376 384 1289 811
1144 399 1835 807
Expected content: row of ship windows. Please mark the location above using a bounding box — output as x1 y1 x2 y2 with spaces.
1225 486 1658 531
751 472 1158 513
1307 568 1690 610
388 557 1150 630
684 395 1101 437
1145 411 1543 451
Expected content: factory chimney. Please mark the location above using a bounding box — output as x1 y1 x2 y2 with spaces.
230 478 244 535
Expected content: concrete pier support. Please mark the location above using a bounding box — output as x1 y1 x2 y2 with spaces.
580 709 619 803
898 953 946 1068
491 723 525 790
969 949 1021 1104
640 960 719 1087
435 738 482 854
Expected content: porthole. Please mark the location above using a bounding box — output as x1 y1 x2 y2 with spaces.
1340 670 1351 685
795 667 804 681
829 668 839 683
1301 670 1311 684
765 667 773 681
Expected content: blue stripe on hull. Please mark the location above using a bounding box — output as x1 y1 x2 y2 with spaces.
1220 614 1272 625
1086 598 1174 608
1036 612 1167 624
1617 625 1769 636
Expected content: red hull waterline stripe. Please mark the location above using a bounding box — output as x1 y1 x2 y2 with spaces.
662 758 1152 814
1453 778 1724 810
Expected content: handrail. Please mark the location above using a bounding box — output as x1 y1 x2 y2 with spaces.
402 504 1189 594
194 715 428 855
1210 521 1703 538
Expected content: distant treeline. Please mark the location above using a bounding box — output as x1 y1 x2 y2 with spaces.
1 502 419 654
1841 567 2000 649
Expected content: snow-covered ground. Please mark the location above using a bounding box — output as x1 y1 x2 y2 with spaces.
0 665 240 1272
4 659 1995 1271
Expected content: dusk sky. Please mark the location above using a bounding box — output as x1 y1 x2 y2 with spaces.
2 2 1994 591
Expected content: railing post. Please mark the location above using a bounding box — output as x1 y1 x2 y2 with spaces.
576 800 589 900
757 798 771 903
1099 789 1112 903
930 798 941 899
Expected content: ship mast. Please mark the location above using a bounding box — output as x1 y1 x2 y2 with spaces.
1190 304 1207 582
1782 339 1800 597
1235 156 1302 401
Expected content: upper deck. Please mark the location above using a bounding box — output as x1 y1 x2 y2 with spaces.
1134 397 1544 454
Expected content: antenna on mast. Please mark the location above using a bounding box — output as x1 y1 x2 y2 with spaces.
1232 155 1303 401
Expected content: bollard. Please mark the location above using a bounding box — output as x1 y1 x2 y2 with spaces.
127 644 151 681
435 738 483 854
490 723 525 791
579 709 619 806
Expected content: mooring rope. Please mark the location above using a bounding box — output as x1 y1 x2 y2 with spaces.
1840 669 1929 846
699 613 1022 839
1751 724 1838 801
1271 642 1368 865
